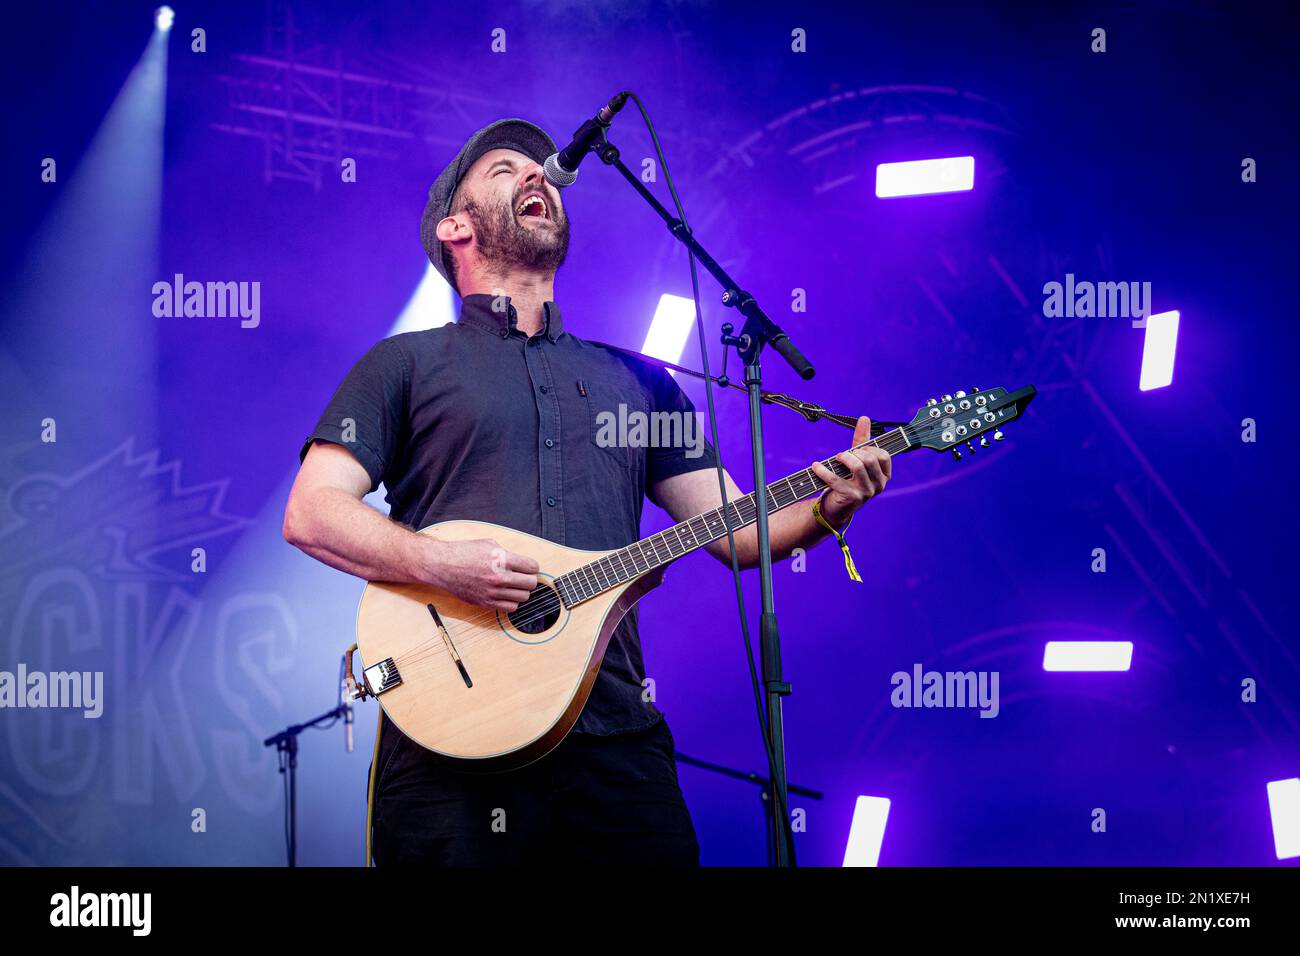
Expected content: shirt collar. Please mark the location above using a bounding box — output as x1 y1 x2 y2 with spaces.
458 294 565 342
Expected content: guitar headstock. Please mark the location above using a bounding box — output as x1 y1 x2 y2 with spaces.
907 385 1037 460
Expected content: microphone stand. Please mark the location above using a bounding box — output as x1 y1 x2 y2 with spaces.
592 134 814 867
674 751 824 866
264 704 348 867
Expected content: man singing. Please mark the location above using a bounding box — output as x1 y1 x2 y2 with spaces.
282 118 891 865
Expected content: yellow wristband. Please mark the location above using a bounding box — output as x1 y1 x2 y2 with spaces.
812 494 862 583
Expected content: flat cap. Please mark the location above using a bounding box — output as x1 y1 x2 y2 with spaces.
420 118 558 289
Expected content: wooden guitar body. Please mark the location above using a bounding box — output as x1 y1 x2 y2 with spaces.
356 520 664 772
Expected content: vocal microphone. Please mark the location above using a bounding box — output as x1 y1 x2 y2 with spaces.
543 91 630 188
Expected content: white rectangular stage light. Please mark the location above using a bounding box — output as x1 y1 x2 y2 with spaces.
842 795 891 867
875 156 975 198
1042 641 1134 672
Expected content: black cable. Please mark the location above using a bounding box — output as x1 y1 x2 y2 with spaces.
624 91 797 865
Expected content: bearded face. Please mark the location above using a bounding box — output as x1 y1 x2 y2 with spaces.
460 161 569 274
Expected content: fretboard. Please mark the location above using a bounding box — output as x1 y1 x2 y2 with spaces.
555 423 916 606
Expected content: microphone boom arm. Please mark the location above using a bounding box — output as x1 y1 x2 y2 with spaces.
591 134 815 378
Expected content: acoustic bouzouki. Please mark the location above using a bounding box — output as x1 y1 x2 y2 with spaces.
350 385 1036 771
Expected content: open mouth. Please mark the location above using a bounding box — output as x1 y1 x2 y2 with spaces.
515 193 550 221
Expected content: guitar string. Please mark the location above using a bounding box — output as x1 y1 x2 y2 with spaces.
388 428 914 656
385 446 941 676
381 422 947 672
381 425 933 672
382 419 971 671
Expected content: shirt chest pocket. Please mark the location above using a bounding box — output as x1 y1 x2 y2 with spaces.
579 375 649 473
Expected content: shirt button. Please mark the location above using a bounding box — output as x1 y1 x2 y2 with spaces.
546 496 556 507
545 438 554 448
540 385 549 393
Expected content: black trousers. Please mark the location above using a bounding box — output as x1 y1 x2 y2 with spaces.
370 717 699 866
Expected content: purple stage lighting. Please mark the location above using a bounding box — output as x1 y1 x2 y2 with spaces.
388 263 455 335
641 293 696 370
1139 309 1179 391
1267 778 1300 860
1042 641 1134 672
875 156 975 199
842 795 891 866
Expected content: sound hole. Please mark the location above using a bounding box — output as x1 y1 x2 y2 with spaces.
507 582 562 634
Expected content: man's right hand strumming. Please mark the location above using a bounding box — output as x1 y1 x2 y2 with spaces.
284 442 541 610
423 538 540 613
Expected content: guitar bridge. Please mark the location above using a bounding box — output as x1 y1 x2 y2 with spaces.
362 658 402 697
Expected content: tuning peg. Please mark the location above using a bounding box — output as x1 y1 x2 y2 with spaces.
955 390 966 399
926 398 938 407
941 394 953 402
993 430 1005 441
970 386 980 392
980 436 990 448
966 440 976 454
952 448 962 462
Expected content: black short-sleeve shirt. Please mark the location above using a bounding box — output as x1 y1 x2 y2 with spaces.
299 293 718 738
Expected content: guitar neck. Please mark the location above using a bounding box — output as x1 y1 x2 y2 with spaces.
556 422 919 606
